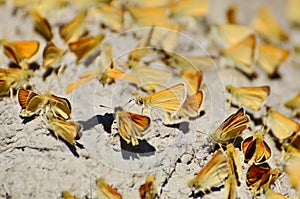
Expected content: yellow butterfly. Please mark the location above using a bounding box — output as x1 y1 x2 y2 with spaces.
162 53 217 72
284 152 300 195
127 27 154 69
224 144 241 199
30 9 53 41
89 4 124 32
226 85 270 111
188 150 229 194
180 70 203 96
265 108 300 141
68 33 105 64
126 5 175 28
62 191 80 199
220 34 256 78
169 0 208 17
171 90 204 121
0 68 33 97
59 11 87 44
130 64 171 94
252 6 288 44
66 43 138 93
285 92 300 117
246 163 280 196
264 188 289 199
257 43 290 77
208 108 250 145
134 83 186 119
139 175 157 199
212 24 254 47
287 0 300 26
97 178 122 199
18 88 72 120
1 40 40 69
42 41 66 68
46 113 82 146
242 130 272 164
114 106 151 146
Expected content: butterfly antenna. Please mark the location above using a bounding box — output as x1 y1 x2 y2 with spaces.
99 104 112 109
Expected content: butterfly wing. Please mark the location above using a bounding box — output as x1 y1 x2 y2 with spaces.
97 178 122 199
227 85 270 111
48 94 72 120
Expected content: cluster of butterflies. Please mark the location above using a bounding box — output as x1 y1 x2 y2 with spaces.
1 0 300 198
62 175 156 199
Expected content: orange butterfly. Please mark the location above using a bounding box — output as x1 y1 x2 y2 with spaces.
139 175 157 199
97 178 122 199
265 108 300 141
257 43 290 77
68 33 105 64
252 6 288 44
188 150 229 194
242 130 272 164
246 163 280 195
114 107 151 146
0 68 33 97
30 9 53 41
1 40 40 69
220 34 256 78
46 113 82 146
208 108 250 145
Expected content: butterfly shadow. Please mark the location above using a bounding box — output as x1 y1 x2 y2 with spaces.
48 129 84 158
189 185 224 198
120 138 156 160
78 113 114 134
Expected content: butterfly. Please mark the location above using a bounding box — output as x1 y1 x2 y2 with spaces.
219 34 256 78
0 68 33 97
226 85 270 111
46 113 82 146
264 187 289 199
97 178 122 199
242 130 272 164
139 175 157 199
180 70 203 96
265 108 300 141
171 90 204 122
251 6 288 44
18 88 72 120
89 4 124 32
126 5 175 28
68 33 105 64
1 40 40 69
212 24 254 48
208 108 250 145
30 9 53 41
62 191 80 199
246 163 280 196
284 151 300 195
188 150 229 194
59 11 87 44
114 106 151 146
285 92 300 117
42 41 66 68
224 143 241 199
127 27 154 69
66 43 138 93
169 0 208 17
287 0 300 26
257 43 290 77
134 83 186 121
130 64 171 94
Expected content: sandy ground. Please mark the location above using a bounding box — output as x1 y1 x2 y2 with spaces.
0 0 300 198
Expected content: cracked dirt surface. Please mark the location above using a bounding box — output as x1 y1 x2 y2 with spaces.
1 0 300 198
